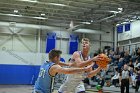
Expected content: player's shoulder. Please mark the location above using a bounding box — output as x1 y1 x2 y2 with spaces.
73 51 81 55
50 64 62 72
72 51 81 58
51 64 61 68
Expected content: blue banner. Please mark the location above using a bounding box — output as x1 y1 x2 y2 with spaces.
46 33 56 53
69 34 78 54
125 23 130 31
117 25 123 33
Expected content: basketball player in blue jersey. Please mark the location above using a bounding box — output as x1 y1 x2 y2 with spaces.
58 38 103 93
34 49 93 93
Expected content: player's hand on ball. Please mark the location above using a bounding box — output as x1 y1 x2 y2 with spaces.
93 55 104 62
84 65 93 72
96 54 110 68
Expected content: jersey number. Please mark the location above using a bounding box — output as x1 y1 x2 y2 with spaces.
39 68 46 78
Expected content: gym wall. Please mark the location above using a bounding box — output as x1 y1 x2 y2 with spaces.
0 25 114 84
117 20 140 52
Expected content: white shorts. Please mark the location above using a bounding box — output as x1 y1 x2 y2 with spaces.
58 82 85 93
75 82 85 93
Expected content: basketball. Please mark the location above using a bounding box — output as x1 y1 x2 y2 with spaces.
96 54 110 68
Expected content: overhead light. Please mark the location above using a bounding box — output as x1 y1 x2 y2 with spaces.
33 17 47 20
130 19 134 22
118 8 123 11
74 29 105 34
109 11 119 14
118 11 122 13
91 20 93 22
49 3 67 6
123 22 128 24
19 0 37 3
0 13 48 20
19 0 67 7
116 24 120 26
14 10 18 13
80 22 91 24
41 13 45 16
7 14 22 17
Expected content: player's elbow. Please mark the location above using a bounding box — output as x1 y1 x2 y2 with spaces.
87 74 93 78
76 63 84 67
87 72 96 78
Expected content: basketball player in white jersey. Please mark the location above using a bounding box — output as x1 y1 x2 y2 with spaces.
58 38 103 93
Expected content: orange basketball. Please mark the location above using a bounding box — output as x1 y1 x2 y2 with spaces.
96 53 110 68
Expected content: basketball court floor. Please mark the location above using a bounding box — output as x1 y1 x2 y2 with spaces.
0 85 137 93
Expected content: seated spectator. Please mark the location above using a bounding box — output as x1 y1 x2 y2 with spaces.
136 48 140 63
124 51 131 64
108 50 115 65
129 60 134 70
131 50 137 63
134 59 140 68
129 67 137 87
114 52 120 65
135 68 140 93
118 58 124 72
92 53 99 69
111 68 119 87
95 74 105 87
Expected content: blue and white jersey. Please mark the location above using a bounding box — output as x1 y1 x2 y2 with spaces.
34 61 55 93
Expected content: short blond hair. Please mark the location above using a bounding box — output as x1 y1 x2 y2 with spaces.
81 38 90 42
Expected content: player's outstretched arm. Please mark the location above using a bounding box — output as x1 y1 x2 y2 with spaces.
87 67 102 78
49 64 91 76
58 61 71 67
73 52 102 67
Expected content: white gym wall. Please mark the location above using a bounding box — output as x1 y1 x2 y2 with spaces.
0 21 114 66
117 20 140 52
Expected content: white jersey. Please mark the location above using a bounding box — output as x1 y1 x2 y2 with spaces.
58 51 90 93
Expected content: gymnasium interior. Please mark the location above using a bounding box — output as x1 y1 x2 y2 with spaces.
0 0 140 93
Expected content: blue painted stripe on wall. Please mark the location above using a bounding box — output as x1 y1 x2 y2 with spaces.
0 64 40 84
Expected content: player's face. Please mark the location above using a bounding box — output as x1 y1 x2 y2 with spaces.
81 40 90 50
54 56 60 64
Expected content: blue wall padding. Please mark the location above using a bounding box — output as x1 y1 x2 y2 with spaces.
69 35 78 54
46 33 56 53
0 64 40 84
